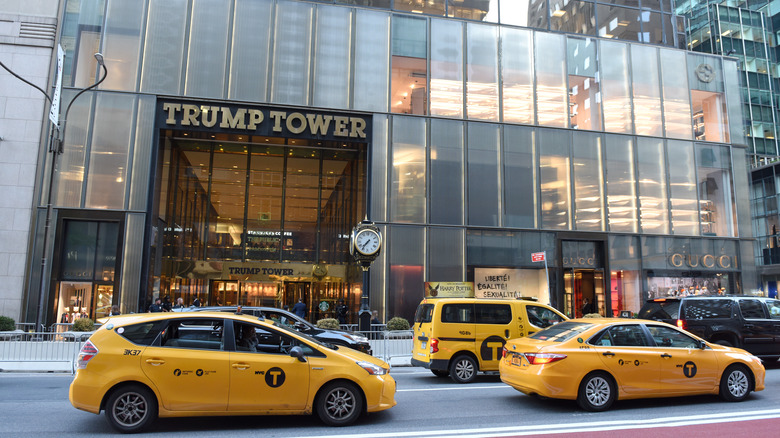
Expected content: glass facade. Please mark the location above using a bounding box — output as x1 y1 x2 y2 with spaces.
26 0 753 327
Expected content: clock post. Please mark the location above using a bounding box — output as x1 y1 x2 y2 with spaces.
350 219 382 333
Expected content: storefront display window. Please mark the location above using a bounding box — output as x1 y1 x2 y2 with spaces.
696 144 736 237
391 15 427 115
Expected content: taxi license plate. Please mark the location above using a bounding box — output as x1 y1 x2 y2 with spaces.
511 353 524 366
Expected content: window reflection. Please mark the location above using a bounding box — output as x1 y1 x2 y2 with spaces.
597 5 640 42
605 135 637 232
631 45 662 137
247 147 284 262
600 40 632 133
431 19 464 117
637 138 669 234
395 0 446 15
535 32 568 127
501 27 534 124
467 23 499 121
448 0 497 22
550 0 596 35
568 37 602 131
390 117 427 223
573 133 604 231
208 144 248 261
697 145 735 237
502 0 548 29
667 140 699 236
391 16 427 115
539 129 571 230
660 49 692 139
691 90 729 143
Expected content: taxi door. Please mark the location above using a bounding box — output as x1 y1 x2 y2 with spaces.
413 302 435 365
591 324 661 395
228 322 309 411
475 303 514 371
140 318 229 411
646 325 719 394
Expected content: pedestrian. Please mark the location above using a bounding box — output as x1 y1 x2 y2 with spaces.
336 299 349 325
370 310 381 326
192 296 201 308
172 297 185 309
149 298 163 313
292 299 307 319
110 305 121 316
581 297 594 316
162 295 172 312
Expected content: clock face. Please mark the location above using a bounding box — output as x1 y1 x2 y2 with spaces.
355 229 380 256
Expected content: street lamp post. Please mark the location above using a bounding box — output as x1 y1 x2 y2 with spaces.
2 52 107 332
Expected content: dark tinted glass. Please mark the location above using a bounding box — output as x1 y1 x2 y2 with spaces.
414 304 435 323
117 321 167 346
442 303 475 323
739 300 767 319
526 305 566 328
605 325 648 346
682 299 733 319
530 321 593 342
638 300 681 319
475 304 512 324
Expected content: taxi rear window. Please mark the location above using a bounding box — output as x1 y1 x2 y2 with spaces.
414 304 435 323
530 321 592 342
117 321 167 346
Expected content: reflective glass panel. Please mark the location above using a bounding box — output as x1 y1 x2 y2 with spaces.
430 119 464 225
271 1 313 106
550 0 596 35
313 6 351 109
502 0 549 29
390 117 426 223
448 0 498 22
207 144 247 261
631 45 662 137
639 10 664 45
539 128 571 230
429 227 464 281
637 137 669 234
229 0 273 102
697 145 735 237
283 149 319 263
388 225 425 322
599 40 632 133
660 49 692 139
354 10 390 112
568 37 602 131
605 135 637 233
597 5 640 42
573 132 604 231
396 0 446 15
467 123 500 226
102 0 144 91
535 32 568 127
185 0 230 98
392 16 427 115
140 0 187 94
86 93 134 209
431 19 464 117
667 140 699 235
466 23 499 121
56 90 93 208
501 27 534 124
246 146 284 262
504 125 536 229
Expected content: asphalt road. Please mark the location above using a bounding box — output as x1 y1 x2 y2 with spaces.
1 362 779 437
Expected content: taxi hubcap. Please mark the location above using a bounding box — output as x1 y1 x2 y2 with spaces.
455 360 474 380
585 377 610 407
325 388 355 419
727 370 749 397
113 392 147 426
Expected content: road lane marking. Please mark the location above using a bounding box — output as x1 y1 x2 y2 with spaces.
397 385 512 392
305 408 780 438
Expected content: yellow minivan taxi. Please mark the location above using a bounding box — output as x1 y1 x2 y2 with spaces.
70 312 396 432
411 298 567 383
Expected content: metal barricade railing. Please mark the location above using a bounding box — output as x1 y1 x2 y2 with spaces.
0 331 90 373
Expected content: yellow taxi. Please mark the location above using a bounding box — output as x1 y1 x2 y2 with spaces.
499 318 765 411
70 311 396 432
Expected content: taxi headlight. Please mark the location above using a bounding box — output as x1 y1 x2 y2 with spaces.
357 361 387 375
342 333 369 343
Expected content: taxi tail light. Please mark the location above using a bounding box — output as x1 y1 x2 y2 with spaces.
524 353 567 365
676 319 687 330
502 347 507 358
430 338 439 354
76 340 99 369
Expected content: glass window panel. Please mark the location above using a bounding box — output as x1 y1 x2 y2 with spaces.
466 23 499 121
504 125 536 229
597 5 640 42
691 90 729 143
501 27 534 124
501 0 548 29
371 115 389 222
313 6 352 109
283 149 319 263
600 40 632 133
95 222 119 282
56 90 94 208
140 0 188 94
640 10 664 44
207 145 248 261
429 227 464 281
535 32 568 127
637 137 669 234
392 16 427 115
467 123 500 226
550 0 596 35
697 145 735 237
129 95 156 211
448 0 498 22
390 117 426 223
431 19 464 118
388 225 425 322
605 135 637 232
662 13 674 46
573 132 604 231
354 9 390 112
271 1 314 106
666 140 699 235
86 93 135 209
396 0 446 15
185 0 230 98
102 0 145 91
229 0 273 102
631 44 662 137
61 221 97 280
539 128 571 230
247 145 284 261
568 37 602 131
60 0 104 88
430 119 464 225
660 49 692 139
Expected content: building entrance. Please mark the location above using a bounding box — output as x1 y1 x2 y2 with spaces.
564 269 605 318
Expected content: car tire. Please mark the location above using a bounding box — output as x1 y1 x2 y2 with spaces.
316 381 364 426
449 355 478 384
577 372 616 412
719 365 751 402
104 384 158 433
714 340 734 347
431 369 449 378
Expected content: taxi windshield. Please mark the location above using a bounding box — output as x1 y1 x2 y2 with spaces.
530 321 593 342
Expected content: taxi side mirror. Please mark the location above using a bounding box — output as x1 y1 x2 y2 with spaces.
290 346 307 362
698 340 707 350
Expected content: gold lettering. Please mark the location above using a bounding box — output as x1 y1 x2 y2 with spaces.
162 103 181 125
220 107 246 129
686 255 699 268
702 254 715 268
350 117 366 138
306 114 333 135
247 109 264 130
718 255 731 269
286 112 307 134
670 253 684 267
333 116 350 136
182 104 201 126
269 111 286 132
200 106 218 128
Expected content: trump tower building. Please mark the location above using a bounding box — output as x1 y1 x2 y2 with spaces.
14 0 756 327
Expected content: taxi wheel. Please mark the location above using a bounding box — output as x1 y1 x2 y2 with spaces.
720 365 751 402
449 355 477 384
316 381 364 426
577 372 615 412
104 384 158 433
432 370 449 378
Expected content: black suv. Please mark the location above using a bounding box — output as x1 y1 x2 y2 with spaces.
639 296 780 361
181 306 372 355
